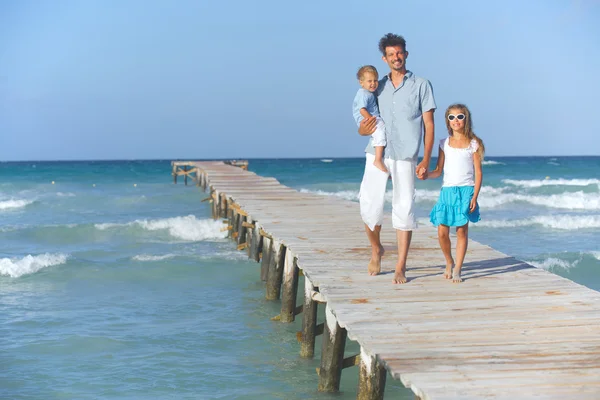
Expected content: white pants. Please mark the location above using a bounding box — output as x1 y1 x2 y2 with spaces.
371 117 386 147
359 153 417 231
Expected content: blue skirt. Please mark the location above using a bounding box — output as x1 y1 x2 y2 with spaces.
430 186 480 227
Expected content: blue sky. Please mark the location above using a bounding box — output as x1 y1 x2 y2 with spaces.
1 0 599 161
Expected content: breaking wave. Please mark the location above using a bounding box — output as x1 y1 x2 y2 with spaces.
96 215 228 241
0 199 35 210
0 253 69 278
474 215 600 230
482 160 505 165
503 178 600 188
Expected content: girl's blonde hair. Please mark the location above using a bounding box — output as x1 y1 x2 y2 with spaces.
445 103 485 159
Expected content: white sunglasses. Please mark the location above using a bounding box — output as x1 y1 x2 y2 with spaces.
448 113 465 121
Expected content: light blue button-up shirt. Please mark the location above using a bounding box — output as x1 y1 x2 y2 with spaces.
365 71 436 161
352 88 380 125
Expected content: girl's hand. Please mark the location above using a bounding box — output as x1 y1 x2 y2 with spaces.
469 197 478 213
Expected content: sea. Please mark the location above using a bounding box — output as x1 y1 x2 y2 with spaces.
1 157 599 399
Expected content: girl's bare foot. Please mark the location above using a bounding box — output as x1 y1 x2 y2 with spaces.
444 262 454 279
368 245 385 276
392 266 407 284
452 267 463 283
373 159 388 173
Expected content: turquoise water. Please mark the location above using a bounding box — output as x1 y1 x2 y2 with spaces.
1 158 599 399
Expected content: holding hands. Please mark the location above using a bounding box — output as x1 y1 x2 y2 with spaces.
416 163 428 180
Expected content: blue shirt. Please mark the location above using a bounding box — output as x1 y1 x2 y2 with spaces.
352 88 380 125
364 71 436 161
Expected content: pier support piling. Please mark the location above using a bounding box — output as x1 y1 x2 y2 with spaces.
318 304 347 392
201 172 207 191
280 251 299 323
250 224 262 262
260 236 272 281
237 214 247 246
219 193 228 218
231 209 239 239
266 242 285 300
214 191 221 219
357 349 387 400
226 201 234 238
299 279 319 358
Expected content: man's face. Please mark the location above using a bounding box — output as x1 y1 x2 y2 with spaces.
382 46 408 72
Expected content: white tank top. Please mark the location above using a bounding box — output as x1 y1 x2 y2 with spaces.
441 137 479 187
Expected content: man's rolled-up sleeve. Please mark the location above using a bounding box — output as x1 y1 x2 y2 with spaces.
421 80 436 113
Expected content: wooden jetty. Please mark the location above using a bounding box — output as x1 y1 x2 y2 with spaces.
174 160 600 399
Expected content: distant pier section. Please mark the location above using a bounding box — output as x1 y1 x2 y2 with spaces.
171 160 247 185
173 160 600 400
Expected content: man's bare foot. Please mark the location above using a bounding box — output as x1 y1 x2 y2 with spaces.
368 246 385 276
392 267 407 284
452 267 463 283
373 159 388 173
444 262 454 279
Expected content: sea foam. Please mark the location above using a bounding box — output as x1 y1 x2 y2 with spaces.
0 199 35 211
528 257 577 270
300 187 599 209
96 215 228 241
132 254 176 261
475 215 600 230
482 160 505 165
503 178 600 188
0 253 68 278
478 191 600 210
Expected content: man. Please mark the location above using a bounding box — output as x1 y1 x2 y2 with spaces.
358 33 436 284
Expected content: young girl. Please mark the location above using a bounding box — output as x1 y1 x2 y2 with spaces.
428 104 484 283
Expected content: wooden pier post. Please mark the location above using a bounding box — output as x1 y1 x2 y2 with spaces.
260 236 271 281
266 241 285 300
280 251 299 323
219 193 228 218
213 190 221 220
299 279 319 358
237 214 247 246
231 208 239 240
184 166 188 185
318 304 347 392
357 348 387 400
172 164 177 184
250 224 262 262
244 219 253 256
227 201 234 238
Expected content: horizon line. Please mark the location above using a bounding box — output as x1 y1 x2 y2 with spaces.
1 155 599 163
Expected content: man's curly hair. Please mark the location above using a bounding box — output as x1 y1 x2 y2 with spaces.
378 33 406 55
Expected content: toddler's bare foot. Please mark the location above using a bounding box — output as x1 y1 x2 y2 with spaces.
452 267 463 283
373 159 388 173
444 262 454 279
392 266 407 284
367 245 385 276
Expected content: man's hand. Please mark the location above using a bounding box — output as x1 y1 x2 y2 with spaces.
358 116 377 136
416 161 429 180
